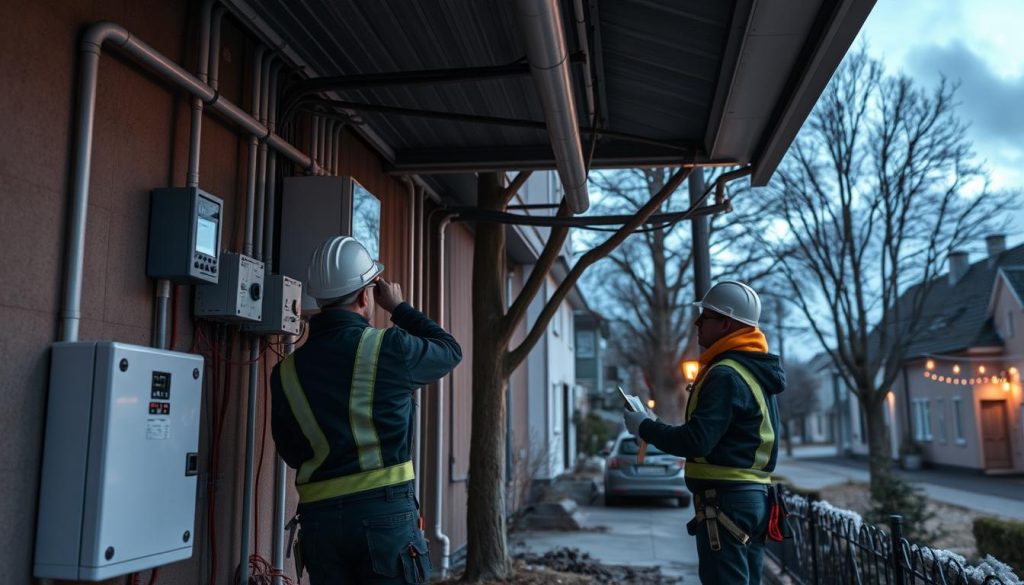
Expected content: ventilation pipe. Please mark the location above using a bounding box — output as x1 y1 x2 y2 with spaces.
987 234 1006 267
948 251 969 286
515 0 589 214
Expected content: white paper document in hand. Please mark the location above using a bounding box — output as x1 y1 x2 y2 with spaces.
618 386 646 414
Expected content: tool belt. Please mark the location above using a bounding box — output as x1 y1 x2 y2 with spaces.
688 489 752 551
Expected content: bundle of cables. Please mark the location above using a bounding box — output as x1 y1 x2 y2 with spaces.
234 554 297 585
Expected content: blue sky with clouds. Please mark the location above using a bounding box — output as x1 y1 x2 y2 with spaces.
858 0 1024 242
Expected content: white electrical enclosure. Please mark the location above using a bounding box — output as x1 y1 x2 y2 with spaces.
244 273 302 335
34 342 204 581
195 251 264 322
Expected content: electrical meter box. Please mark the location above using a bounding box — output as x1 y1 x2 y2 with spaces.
34 342 203 581
280 176 381 313
194 251 264 322
147 187 223 284
244 274 302 335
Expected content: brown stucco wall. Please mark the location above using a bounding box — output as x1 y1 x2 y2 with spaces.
0 1 432 583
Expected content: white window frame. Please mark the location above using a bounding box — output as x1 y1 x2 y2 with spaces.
952 396 966 446
912 399 933 442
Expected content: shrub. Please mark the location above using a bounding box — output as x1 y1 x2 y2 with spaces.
865 474 939 542
574 410 615 456
974 516 1024 575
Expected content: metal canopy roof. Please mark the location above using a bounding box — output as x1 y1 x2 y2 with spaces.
238 0 874 185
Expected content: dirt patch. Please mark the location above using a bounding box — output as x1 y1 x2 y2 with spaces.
817 481 987 558
438 548 681 584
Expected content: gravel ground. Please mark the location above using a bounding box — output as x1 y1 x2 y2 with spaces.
438 548 681 584
818 481 986 558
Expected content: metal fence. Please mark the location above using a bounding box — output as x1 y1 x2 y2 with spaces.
765 492 1014 585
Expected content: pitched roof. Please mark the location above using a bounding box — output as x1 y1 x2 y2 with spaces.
898 243 1024 358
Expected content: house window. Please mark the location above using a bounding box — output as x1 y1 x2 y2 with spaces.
952 397 966 445
935 399 946 444
912 399 933 442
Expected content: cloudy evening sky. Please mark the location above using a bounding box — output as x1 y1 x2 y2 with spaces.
858 0 1024 242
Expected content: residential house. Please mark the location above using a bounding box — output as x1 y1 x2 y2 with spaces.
575 309 609 412
839 237 1024 472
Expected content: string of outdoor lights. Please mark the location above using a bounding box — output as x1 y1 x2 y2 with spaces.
922 357 1018 392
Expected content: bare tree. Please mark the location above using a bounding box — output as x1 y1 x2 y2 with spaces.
748 47 1009 491
464 168 694 581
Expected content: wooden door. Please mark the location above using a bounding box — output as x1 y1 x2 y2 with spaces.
980 400 1012 469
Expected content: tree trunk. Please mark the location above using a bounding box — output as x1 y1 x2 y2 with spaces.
464 173 511 581
862 392 892 492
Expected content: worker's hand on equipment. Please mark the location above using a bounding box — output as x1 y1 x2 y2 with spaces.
623 408 653 437
373 278 404 313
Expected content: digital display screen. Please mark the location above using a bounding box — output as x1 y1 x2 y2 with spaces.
195 216 217 256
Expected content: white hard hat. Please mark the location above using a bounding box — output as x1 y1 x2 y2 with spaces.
694 281 761 327
306 236 384 303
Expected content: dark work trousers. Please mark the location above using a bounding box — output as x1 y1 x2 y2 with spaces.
693 485 769 585
297 481 430 584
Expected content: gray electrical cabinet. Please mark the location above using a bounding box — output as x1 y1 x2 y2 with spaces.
244 274 302 335
147 187 223 284
35 342 203 581
279 176 381 312
194 251 264 322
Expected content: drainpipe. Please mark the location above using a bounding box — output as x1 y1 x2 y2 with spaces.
331 122 346 175
713 166 752 205
401 178 421 501
208 7 225 91
515 0 589 214
432 211 455 577
59 22 322 342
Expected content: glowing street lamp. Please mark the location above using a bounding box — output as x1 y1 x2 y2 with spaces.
682 360 700 382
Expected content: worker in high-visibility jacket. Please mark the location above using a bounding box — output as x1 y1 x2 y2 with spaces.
271 236 462 584
624 281 784 585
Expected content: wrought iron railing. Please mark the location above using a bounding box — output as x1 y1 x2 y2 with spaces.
765 492 1019 585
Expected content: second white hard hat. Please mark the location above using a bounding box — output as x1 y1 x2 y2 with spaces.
694 281 761 327
306 236 384 303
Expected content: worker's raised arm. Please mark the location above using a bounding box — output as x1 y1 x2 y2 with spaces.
389 302 463 386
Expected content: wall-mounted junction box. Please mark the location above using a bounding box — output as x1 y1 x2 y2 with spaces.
147 187 223 284
194 252 264 322
35 342 203 581
243 274 302 335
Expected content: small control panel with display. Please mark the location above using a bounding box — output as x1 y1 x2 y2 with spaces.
151 371 171 400
147 187 223 285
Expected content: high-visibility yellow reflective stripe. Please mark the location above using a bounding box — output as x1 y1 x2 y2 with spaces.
685 360 776 473
297 460 415 503
279 356 330 484
350 328 386 471
685 461 773 483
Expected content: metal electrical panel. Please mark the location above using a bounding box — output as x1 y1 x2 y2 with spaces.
35 342 203 581
147 187 223 284
244 274 302 335
280 176 384 313
194 251 264 322
280 176 355 312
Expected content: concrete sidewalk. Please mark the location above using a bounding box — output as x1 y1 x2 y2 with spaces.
775 447 1024 521
512 498 700 582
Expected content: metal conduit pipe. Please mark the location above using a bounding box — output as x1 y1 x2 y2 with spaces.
400 178 421 501
515 0 590 214
432 211 454 577
571 0 596 123
332 121 345 175
59 21 324 341
318 117 328 175
239 43 269 585
263 61 282 265
254 54 273 258
714 166 753 204
208 6 225 90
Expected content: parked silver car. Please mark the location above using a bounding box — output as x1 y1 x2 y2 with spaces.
603 432 690 507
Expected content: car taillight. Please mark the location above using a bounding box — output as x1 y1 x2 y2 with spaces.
675 459 686 468
608 458 622 469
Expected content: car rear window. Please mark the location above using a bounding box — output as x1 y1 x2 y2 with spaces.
618 438 666 455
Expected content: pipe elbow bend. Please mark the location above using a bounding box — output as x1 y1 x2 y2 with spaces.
82 21 130 53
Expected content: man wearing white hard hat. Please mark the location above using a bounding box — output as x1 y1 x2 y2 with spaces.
623 281 785 585
270 236 462 584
